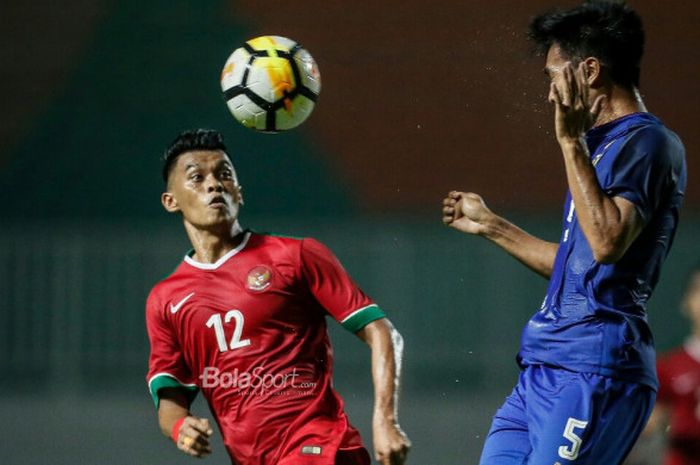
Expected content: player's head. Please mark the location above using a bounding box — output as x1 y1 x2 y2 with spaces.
528 0 645 90
162 128 228 184
682 264 700 333
160 129 243 231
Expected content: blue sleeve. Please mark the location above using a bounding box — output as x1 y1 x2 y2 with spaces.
602 128 673 223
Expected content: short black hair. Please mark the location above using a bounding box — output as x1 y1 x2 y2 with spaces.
528 0 645 88
162 129 227 183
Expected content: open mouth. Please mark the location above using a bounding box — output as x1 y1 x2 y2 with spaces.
208 195 227 207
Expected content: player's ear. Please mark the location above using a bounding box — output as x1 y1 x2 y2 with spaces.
161 191 180 213
236 185 244 206
584 57 602 87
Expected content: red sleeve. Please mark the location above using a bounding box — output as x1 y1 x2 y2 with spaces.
145 290 198 407
656 353 673 404
300 238 386 332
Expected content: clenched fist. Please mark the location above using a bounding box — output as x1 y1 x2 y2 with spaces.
174 416 214 458
373 419 411 465
442 191 493 235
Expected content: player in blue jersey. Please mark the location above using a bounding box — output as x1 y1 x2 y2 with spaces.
442 2 687 464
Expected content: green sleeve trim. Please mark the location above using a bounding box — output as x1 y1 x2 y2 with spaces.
341 304 386 333
148 374 199 409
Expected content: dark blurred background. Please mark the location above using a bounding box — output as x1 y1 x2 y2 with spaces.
0 1 697 464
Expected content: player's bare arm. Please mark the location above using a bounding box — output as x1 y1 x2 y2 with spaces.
356 318 411 465
549 58 644 264
442 191 558 278
640 403 669 436
158 388 213 458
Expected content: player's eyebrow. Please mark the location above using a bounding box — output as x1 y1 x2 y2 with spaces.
216 160 234 171
184 163 200 171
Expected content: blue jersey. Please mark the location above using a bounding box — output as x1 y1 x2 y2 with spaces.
479 365 655 465
518 113 687 390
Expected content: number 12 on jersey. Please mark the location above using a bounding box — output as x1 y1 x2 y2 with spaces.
206 310 251 352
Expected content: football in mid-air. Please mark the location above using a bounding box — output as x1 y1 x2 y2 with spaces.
220 35 321 132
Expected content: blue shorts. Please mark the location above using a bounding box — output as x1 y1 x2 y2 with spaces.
479 365 655 465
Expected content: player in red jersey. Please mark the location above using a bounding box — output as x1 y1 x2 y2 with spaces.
644 266 700 465
145 129 410 465
626 266 700 465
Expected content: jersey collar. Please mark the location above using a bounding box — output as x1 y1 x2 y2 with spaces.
184 231 252 270
585 112 659 151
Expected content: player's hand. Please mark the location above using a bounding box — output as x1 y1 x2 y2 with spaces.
373 419 411 465
549 61 605 144
175 416 214 458
442 191 493 235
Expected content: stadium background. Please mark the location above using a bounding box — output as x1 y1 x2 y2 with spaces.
0 1 697 463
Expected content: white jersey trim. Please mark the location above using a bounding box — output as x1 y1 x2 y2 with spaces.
340 303 379 324
184 232 251 270
147 372 198 393
684 336 700 364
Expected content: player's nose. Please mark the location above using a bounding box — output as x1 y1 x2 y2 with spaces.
204 174 224 192
547 82 557 104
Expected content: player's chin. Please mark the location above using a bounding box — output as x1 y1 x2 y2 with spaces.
204 206 238 222
206 203 234 214
194 215 236 232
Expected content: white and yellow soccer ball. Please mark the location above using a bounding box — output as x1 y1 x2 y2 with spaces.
220 35 321 132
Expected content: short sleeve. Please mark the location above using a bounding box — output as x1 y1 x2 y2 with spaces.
603 128 673 223
145 291 198 408
300 238 386 332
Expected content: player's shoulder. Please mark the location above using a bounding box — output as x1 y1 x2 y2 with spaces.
146 261 190 307
625 115 684 156
146 279 172 310
250 230 327 251
252 230 304 243
250 230 304 253
250 231 337 266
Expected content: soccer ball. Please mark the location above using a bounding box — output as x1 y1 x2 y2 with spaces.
220 35 321 132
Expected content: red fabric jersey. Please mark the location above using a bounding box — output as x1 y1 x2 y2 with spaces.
657 338 700 465
146 232 384 465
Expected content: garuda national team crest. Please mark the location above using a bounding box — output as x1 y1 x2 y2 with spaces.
246 265 273 292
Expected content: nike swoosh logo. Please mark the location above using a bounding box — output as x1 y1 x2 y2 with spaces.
170 292 195 314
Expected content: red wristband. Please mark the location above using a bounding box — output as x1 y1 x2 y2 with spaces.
172 417 186 443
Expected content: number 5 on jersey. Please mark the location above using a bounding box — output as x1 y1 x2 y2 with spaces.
206 310 251 352
558 417 588 461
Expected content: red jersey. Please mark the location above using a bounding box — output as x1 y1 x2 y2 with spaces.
657 338 700 465
145 232 385 465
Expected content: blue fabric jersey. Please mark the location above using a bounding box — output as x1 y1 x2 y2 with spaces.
479 365 655 465
518 113 687 390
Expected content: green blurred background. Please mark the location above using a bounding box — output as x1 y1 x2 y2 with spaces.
1 1 698 464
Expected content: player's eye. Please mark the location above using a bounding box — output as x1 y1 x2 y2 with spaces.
189 173 203 182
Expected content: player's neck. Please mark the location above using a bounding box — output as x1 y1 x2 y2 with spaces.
592 86 647 128
185 220 246 264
